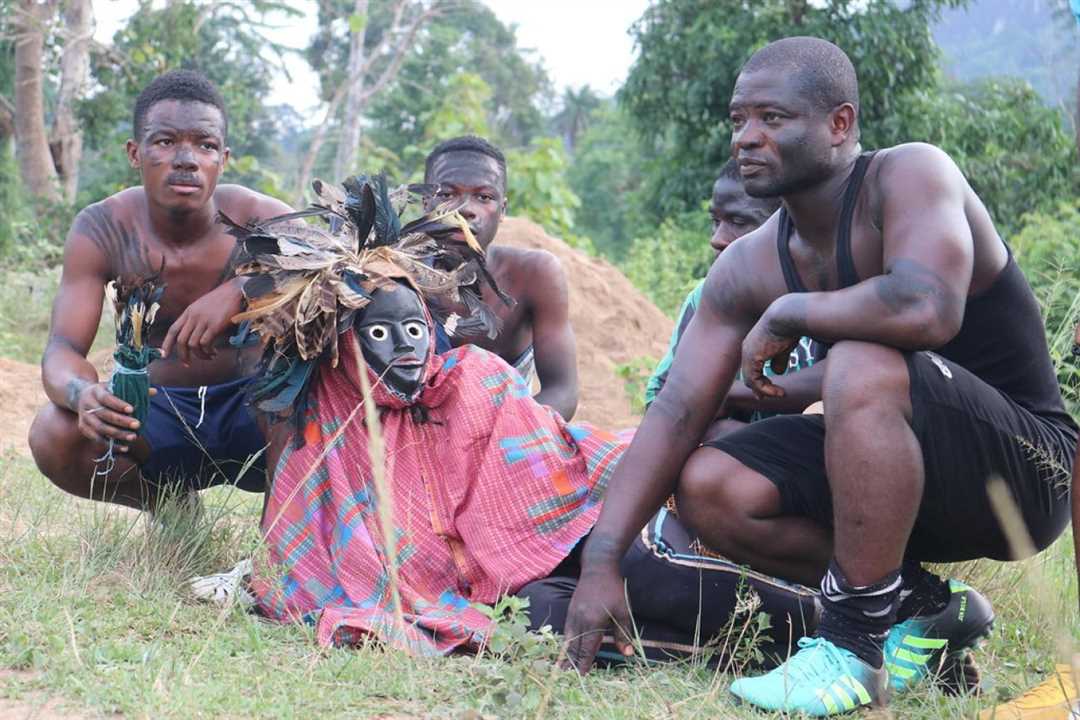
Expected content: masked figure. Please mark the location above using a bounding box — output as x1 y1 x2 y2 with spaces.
353 282 431 402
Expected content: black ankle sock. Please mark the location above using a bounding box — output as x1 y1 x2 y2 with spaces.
817 560 901 668
896 561 950 622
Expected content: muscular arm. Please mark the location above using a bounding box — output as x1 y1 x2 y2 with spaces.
41 212 112 410
527 251 579 420
161 189 294 362
581 242 759 567
745 146 973 396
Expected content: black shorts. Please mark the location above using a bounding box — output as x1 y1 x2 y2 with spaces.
708 351 1076 562
141 377 267 492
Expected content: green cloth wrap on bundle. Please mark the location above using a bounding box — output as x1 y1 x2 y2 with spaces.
108 344 162 432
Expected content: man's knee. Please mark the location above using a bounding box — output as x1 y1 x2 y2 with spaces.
675 448 777 554
822 340 912 416
28 403 115 495
29 403 77 479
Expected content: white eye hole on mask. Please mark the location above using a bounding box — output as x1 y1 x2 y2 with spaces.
367 325 389 342
405 321 426 339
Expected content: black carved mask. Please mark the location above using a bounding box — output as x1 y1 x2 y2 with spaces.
354 284 431 398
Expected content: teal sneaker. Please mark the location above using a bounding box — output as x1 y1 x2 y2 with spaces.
729 636 888 716
884 579 994 694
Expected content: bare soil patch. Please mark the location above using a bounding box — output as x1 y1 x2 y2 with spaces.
495 216 673 429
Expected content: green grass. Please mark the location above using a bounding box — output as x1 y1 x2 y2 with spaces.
0 449 1077 719
3 269 1079 718
0 267 113 365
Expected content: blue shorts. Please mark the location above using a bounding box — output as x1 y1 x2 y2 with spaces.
141 377 267 492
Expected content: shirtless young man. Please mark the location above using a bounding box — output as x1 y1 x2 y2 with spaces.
423 136 579 420
29 70 292 510
562 38 1075 715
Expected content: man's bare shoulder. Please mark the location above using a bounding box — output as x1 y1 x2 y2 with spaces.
71 187 143 233
214 184 293 222
66 189 150 277
490 245 566 284
703 215 785 317
873 143 964 187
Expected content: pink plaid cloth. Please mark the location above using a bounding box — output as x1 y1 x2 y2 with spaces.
250 332 626 655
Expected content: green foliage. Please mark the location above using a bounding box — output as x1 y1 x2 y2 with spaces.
470 595 561 715
506 139 589 251
566 104 647 259
622 206 714 318
363 0 551 177
421 72 493 143
878 78 1079 236
388 71 494 179
615 356 658 416
619 0 965 222
1011 202 1080 414
551 86 604 152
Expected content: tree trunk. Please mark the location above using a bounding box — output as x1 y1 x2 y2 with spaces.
51 0 93 203
0 96 14 147
13 0 60 203
295 0 434 203
294 86 348 208
330 0 370 182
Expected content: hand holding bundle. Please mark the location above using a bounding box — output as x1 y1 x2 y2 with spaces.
105 276 166 430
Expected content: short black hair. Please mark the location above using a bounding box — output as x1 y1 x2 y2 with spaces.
713 158 781 213
742 36 860 116
132 70 228 142
424 135 507 189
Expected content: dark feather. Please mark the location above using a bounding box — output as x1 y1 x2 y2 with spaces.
341 175 376 243
242 273 277 299
249 355 317 415
456 286 501 339
367 173 401 248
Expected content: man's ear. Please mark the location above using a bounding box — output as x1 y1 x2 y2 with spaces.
829 103 858 147
126 138 140 169
500 193 508 218
221 145 231 171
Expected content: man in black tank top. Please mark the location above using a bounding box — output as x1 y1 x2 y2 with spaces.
558 37 1077 715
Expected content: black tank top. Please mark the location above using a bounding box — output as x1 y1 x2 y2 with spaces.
775 152 1075 430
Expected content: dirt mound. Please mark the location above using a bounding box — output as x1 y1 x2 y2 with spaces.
0 349 113 457
0 358 46 457
495 217 672 429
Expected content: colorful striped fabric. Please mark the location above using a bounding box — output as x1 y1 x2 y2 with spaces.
250 333 626 655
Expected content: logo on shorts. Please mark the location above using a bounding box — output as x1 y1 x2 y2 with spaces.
924 352 953 379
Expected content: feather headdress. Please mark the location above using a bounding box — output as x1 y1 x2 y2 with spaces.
225 174 512 418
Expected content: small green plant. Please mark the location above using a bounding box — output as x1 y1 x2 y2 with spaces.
470 595 562 716
615 356 659 416
622 206 713 318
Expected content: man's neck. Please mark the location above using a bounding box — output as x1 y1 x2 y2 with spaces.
781 149 861 248
143 194 218 247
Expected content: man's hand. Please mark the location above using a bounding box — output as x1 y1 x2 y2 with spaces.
741 308 799 399
72 379 142 451
559 563 633 674
161 281 244 365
